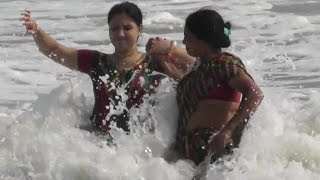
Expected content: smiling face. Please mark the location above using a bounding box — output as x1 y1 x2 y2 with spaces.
109 13 142 52
182 26 207 57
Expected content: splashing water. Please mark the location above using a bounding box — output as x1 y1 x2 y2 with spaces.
1 0 320 179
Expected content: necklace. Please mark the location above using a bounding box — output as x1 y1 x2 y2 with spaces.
112 53 145 72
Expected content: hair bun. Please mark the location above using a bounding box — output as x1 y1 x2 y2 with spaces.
224 22 231 29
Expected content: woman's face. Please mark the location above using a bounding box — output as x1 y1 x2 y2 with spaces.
182 26 206 57
109 14 141 52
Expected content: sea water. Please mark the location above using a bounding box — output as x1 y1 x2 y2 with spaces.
0 0 320 179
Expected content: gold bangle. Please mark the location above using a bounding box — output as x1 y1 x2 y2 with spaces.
168 40 177 53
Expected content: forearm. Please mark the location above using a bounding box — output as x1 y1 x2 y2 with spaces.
224 88 264 132
33 27 77 69
169 45 195 74
33 27 60 60
147 38 195 76
21 10 77 69
158 59 184 80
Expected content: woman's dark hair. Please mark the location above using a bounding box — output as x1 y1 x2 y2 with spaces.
185 9 231 48
108 1 143 26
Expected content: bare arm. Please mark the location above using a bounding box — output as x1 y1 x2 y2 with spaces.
146 37 195 80
168 43 195 75
21 10 78 70
224 73 264 135
150 53 185 80
209 73 264 156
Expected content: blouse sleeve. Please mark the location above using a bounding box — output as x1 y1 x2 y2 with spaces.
77 49 100 74
212 56 248 83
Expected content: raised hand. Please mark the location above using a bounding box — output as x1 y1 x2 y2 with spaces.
146 37 172 55
20 9 38 34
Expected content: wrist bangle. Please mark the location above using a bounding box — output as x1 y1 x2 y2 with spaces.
169 40 177 53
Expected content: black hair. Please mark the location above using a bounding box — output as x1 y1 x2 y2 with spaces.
185 9 231 48
108 1 143 26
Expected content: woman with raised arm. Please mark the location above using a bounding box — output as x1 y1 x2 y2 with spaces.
20 2 174 134
147 9 264 166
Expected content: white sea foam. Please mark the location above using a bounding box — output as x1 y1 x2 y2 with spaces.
1 0 320 179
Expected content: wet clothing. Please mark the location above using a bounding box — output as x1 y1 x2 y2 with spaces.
184 128 217 165
175 52 248 164
77 50 163 133
206 82 241 103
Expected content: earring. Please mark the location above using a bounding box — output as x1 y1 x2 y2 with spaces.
137 33 142 42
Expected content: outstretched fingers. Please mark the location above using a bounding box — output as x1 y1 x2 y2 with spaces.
20 10 37 34
20 12 30 17
20 16 31 22
20 9 31 18
22 21 33 26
